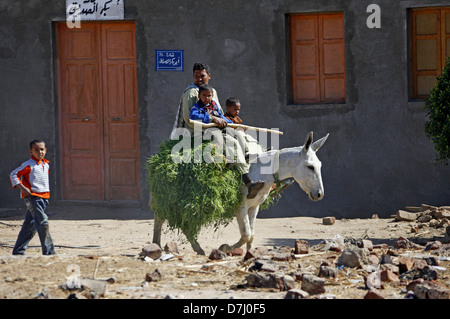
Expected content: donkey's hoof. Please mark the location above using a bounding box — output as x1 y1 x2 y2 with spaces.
194 247 206 255
218 244 232 254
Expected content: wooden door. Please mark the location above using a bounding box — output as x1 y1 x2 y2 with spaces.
101 23 140 200
57 22 141 201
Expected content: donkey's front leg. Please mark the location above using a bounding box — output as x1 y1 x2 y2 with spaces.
219 207 251 253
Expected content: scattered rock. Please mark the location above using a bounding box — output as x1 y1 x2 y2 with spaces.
406 278 424 291
364 288 385 299
336 245 370 268
145 269 163 282
379 254 393 265
140 243 162 260
60 277 109 298
414 281 450 299
209 249 227 260
380 263 399 274
411 225 419 233
272 252 295 262
398 257 414 273
246 272 295 291
243 248 266 261
396 204 450 239
231 247 244 256
424 256 439 266
294 239 309 254
417 265 438 281
359 239 373 251
413 259 428 270
79 278 107 298
318 266 338 278
285 289 309 299
322 217 336 225
368 254 379 265
437 206 450 218
395 210 418 222
365 271 382 289
301 274 326 295
380 269 399 283
394 237 423 250
387 248 399 256
250 260 279 273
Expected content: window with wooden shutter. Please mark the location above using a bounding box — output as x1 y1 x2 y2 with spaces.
290 13 346 104
411 7 450 99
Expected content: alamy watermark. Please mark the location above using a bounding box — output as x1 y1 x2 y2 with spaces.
366 4 381 29
66 4 81 29
170 126 280 175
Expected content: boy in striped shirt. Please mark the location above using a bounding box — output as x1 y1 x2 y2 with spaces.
9 139 55 255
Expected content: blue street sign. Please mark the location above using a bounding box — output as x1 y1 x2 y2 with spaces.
155 50 184 71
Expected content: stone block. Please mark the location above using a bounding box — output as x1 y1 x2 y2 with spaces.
395 210 418 222
285 289 309 299
322 217 336 225
294 239 309 254
336 245 370 268
301 274 326 295
140 243 162 260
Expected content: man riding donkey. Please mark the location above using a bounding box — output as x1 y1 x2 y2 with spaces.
171 62 292 199
151 62 327 255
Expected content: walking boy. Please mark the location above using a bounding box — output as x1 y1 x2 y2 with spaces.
9 139 55 255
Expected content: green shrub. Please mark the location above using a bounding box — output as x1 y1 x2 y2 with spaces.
424 57 450 165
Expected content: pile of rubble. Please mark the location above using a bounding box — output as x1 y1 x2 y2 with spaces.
395 204 450 236
58 204 449 299
137 223 449 299
239 237 449 299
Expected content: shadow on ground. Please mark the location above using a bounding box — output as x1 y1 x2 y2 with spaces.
262 236 449 249
1 204 153 221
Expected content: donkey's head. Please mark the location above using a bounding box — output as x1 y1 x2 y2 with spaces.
293 132 329 201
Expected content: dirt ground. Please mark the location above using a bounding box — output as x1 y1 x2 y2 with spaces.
0 205 449 300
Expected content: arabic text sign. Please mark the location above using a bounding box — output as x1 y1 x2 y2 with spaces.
66 0 124 21
155 50 184 71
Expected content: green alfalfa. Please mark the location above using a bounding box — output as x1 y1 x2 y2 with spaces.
145 138 243 242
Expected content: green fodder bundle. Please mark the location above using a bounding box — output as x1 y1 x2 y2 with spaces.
145 138 243 242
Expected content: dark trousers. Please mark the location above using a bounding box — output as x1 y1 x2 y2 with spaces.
12 196 55 255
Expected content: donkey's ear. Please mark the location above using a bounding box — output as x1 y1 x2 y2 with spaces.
312 133 329 152
302 132 314 154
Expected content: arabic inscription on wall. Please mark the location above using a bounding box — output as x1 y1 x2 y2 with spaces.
66 0 124 21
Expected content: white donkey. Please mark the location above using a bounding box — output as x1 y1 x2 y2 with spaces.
152 131 329 255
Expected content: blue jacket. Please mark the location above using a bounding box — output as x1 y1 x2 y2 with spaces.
190 100 232 124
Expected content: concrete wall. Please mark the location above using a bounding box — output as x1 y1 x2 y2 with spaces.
0 0 449 218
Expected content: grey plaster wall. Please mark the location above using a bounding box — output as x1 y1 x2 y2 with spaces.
0 0 448 218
